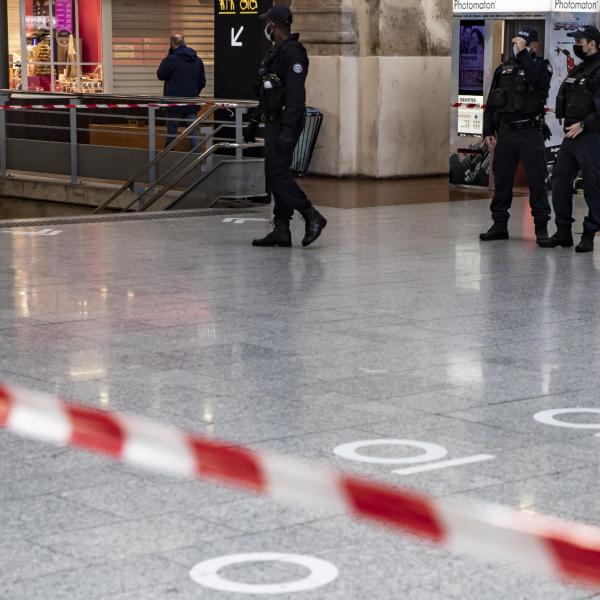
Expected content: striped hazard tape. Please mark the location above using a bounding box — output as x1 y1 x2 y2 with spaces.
452 102 487 109
0 101 239 111
452 102 556 114
0 383 599 588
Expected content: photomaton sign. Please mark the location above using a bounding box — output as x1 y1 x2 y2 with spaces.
453 0 551 12
553 0 600 10
214 0 273 99
453 0 600 10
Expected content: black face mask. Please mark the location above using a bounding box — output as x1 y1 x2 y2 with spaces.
573 45 587 60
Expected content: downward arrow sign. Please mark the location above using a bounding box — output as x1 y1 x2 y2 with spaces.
231 26 244 47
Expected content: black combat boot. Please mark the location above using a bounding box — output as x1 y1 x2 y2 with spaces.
538 225 574 248
252 218 292 247
300 206 327 247
535 223 550 246
575 229 595 253
479 222 509 241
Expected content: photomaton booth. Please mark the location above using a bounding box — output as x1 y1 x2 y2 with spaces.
450 0 600 187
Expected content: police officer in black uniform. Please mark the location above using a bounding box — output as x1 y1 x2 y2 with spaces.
480 28 553 245
244 6 327 248
541 25 600 253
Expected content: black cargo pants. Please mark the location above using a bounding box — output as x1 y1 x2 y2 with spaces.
490 125 551 225
552 131 600 233
264 120 311 221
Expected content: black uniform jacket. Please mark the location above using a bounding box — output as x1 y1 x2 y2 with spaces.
572 52 600 131
260 33 309 136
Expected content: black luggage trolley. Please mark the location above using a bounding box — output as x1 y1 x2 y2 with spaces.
291 107 323 177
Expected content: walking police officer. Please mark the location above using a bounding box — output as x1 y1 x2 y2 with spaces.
480 28 553 244
244 6 327 248
541 26 600 253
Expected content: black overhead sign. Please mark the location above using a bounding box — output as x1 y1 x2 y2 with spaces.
214 0 273 100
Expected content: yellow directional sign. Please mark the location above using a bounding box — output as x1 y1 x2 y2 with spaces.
218 0 259 14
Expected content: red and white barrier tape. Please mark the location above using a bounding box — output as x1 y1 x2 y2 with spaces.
452 102 556 114
1 383 599 588
452 102 488 110
0 102 237 111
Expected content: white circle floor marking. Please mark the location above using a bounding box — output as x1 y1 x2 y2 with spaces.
333 439 448 465
189 553 339 594
534 408 600 429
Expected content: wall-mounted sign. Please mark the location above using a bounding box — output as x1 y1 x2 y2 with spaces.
553 0 600 10
453 0 551 13
214 0 273 99
454 0 599 11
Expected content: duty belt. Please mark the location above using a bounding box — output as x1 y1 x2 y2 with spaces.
502 116 543 131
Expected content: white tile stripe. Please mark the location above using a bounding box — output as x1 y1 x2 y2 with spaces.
392 454 495 475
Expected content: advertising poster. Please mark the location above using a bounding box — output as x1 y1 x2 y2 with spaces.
459 21 486 95
546 14 590 143
457 20 486 138
544 13 594 185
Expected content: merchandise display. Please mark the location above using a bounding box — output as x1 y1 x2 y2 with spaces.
7 0 104 93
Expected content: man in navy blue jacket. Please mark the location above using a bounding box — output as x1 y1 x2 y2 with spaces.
157 35 206 150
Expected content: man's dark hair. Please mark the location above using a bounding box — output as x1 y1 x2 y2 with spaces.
171 34 186 48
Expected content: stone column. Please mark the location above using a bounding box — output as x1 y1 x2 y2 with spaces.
290 0 453 178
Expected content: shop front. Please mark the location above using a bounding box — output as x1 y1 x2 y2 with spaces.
450 0 600 188
5 0 215 95
7 0 104 93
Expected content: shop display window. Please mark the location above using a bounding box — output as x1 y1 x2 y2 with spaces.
7 0 104 93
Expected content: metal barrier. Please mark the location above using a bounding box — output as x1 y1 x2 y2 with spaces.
0 90 265 211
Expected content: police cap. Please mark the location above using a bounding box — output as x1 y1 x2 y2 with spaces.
259 6 293 25
567 25 600 44
515 27 538 44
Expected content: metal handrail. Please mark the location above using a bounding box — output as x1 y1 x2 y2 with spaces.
124 123 226 211
93 102 241 214
1 89 258 105
132 141 264 213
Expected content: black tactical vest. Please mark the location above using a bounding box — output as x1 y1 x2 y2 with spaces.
555 59 600 121
487 58 547 114
256 38 308 114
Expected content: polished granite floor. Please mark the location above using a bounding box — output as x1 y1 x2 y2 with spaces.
2 195 600 599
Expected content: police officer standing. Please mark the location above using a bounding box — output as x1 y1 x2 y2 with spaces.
541 26 600 253
244 6 327 248
480 28 553 245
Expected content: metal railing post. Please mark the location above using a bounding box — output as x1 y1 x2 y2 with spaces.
235 107 243 161
0 93 7 177
69 99 79 185
148 106 157 188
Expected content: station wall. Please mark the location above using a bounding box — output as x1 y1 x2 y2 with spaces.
293 0 452 178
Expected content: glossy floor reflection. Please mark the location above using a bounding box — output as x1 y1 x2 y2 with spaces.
1 196 600 599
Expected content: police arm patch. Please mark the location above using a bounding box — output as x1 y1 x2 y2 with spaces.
293 63 304 74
